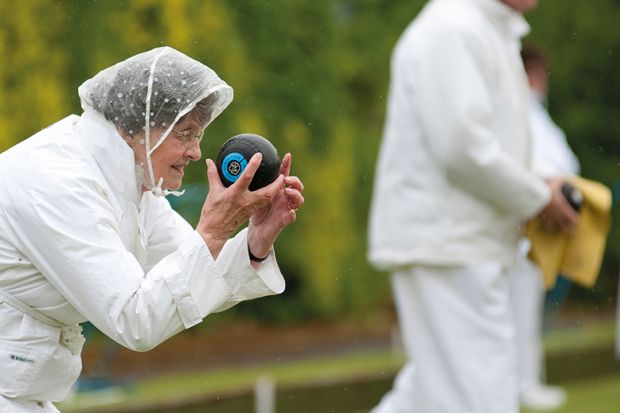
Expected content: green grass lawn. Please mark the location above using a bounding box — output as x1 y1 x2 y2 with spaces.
347 374 620 413
544 319 617 354
59 320 620 413
59 348 405 412
128 347 403 404
522 374 620 413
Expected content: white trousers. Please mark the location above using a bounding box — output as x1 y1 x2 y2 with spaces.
373 263 519 413
506 256 546 394
0 396 59 413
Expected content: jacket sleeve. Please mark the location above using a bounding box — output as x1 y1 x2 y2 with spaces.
143 195 285 314
411 28 549 219
11 173 284 352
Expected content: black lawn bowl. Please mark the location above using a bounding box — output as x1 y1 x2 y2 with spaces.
216 133 281 191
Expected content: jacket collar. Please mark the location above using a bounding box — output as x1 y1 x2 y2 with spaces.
77 110 142 205
463 0 531 39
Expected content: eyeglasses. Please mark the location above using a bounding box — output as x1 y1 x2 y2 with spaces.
171 129 203 147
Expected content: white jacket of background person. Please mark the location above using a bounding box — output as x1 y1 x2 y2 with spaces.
368 0 550 271
529 91 580 179
516 91 580 259
0 113 284 405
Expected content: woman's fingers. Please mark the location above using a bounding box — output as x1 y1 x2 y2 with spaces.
253 172 284 195
284 209 297 226
234 152 262 191
280 153 292 176
204 150 303 241
284 175 303 192
285 187 304 210
205 159 224 191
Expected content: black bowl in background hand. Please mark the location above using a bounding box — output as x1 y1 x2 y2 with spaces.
561 182 583 212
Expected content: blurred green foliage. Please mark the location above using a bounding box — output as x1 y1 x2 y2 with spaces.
1 0 619 321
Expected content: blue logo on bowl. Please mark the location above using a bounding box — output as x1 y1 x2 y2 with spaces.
222 152 248 183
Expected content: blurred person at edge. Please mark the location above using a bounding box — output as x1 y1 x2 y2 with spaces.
367 0 578 412
0 46 304 413
506 43 580 411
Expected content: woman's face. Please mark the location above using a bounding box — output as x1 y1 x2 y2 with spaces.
126 111 203 191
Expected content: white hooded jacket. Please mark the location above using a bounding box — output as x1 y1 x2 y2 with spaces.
368 0 551 270
0 49 284 405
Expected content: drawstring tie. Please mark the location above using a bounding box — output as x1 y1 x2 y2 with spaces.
150 176 185 197
0 288 85 356
61 325 86 356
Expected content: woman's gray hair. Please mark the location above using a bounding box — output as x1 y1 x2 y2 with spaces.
78 47 233 136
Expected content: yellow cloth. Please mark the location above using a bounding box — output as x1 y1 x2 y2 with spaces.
525 176 612 290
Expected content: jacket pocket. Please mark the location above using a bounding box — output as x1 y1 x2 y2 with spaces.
0 343 50 398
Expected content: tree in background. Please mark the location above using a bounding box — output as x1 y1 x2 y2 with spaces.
1 0 619 321
0 1 71 150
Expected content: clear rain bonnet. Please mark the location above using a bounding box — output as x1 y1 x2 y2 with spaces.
78 46 233 196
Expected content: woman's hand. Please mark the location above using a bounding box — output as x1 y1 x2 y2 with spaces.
247 153 304 260
197 153 285 259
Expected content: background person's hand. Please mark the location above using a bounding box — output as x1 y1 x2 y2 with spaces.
197 153 285 259
537 178 580 233
247 153 305 260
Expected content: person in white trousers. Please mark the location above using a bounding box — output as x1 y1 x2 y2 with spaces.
507 43 580 411
367 1 579 412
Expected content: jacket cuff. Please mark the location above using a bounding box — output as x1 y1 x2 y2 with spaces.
216 228 285 298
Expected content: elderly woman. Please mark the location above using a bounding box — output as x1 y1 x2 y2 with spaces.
0 46 304 412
